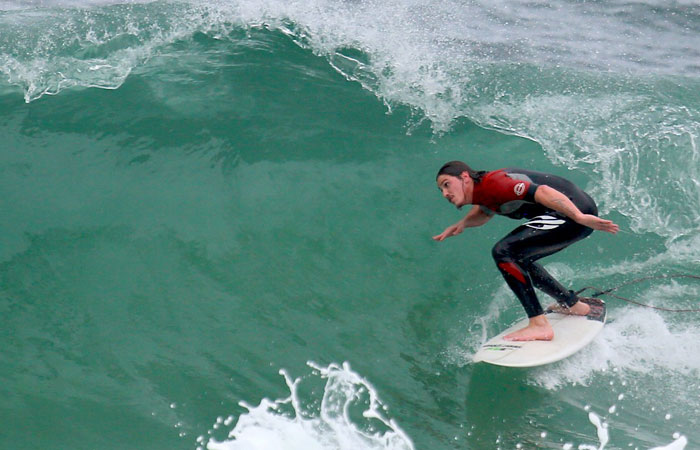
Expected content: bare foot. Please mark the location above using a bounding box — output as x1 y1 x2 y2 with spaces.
504 325 554 341
547 300 590 316
503 315 554 341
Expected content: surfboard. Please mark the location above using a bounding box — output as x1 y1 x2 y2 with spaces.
473 297 606 368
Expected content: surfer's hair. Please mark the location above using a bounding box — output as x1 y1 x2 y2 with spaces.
436 161 486 183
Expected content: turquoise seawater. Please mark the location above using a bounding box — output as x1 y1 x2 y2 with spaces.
1 1 699 449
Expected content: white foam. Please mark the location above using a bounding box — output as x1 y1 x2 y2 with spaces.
649 435 687 450
444 282 517 367
0 1 242 102
563 410 689 450
532 306 700 390
589 235 700 279
473 92 700 240
205 362 414 450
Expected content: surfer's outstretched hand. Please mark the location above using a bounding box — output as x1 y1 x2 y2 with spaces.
432 222 465 241
578 214 619 234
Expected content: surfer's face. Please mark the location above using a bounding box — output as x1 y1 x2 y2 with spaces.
437 173 469 208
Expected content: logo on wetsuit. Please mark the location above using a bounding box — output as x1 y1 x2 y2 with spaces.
514 182 526 196
525 215 566 230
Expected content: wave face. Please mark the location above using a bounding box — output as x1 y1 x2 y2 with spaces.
0 1 698 449
2 0 699 239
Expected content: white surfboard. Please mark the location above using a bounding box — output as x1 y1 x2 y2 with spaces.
473 297 606 367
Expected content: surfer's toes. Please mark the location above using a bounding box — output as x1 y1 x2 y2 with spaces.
579 297 605 308
568 301 591 315
547 300 590 316
504 328 554 341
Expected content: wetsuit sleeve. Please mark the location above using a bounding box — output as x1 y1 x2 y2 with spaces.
479 205 496 216
525 182 539 202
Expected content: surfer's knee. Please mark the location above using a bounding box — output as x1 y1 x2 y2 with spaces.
492 242 529 285
491 240 511 262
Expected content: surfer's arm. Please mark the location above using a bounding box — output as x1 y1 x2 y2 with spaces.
432 206 493 241
534 185 619 234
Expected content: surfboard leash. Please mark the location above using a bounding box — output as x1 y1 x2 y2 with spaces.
574 274 700 313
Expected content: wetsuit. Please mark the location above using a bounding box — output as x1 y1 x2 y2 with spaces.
473 168 598 318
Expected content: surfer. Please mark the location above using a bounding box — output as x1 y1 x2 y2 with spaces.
432 161 619 341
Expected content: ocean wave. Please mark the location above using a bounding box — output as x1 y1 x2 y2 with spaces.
2 0 697 102
1 0 698 242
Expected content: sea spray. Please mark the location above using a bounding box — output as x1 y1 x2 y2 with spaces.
562 409 688 450
204 362 414 450
532 306 700 390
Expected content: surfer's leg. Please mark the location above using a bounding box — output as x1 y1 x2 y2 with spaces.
491 256 554 341
492 217 594 340
491 220 584 316
496 262 544 317
527 262 578 308
526 262 591 315
498 216 593 296
490 255 554 341
492 237 544 318
521 220 594 313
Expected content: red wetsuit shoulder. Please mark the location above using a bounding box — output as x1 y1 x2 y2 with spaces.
472 169 534 214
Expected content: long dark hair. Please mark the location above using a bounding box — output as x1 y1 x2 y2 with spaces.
436 161 487 183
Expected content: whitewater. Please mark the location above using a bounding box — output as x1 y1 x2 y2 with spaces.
1 1 698 449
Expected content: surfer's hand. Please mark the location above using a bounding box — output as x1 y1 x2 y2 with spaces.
433 222 465 241
578 214 619 234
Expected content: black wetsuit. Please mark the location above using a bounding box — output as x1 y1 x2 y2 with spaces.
472 168 598 318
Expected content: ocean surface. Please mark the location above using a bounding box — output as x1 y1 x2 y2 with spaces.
1 1 699 449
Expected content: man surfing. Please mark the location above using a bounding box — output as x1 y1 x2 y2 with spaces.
432 161 619 341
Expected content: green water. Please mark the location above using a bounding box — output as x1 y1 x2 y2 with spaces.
1 2 699 449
